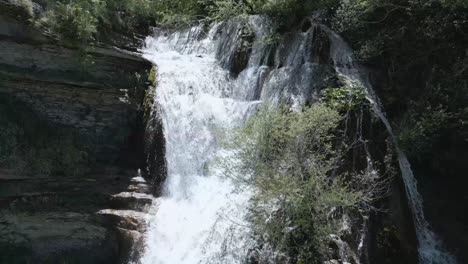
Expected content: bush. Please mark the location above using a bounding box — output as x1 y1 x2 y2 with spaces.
399 107 454 160
207 0 339 21
33 0 343 40
207 0 250 20
36 0 103 42
12 0 34 17
224 103 381 263
321 86 368 112
442 0 468 9
36 0 163 42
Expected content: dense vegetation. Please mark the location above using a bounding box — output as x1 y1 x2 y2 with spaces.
18 0 341 43
224 89 389 263
331 0 467 177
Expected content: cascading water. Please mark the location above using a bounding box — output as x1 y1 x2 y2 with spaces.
139 14 454 264
323 26 457 264
138 16 334 263
139 25 258 264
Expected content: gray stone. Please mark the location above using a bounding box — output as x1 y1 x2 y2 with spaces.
0 212 118 263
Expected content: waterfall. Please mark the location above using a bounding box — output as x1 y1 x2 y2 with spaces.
139 24 258 264
323 26 456 264
138 16 335 263
139 14 454 264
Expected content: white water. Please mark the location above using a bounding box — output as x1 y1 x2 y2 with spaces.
324 26 456 264
140 26 257 264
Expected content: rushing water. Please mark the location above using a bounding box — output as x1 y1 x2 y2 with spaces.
140 16 455 264
140 25 257 264
139 16 333 263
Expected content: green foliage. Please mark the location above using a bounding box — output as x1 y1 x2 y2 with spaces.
333 0 468 60
225 103 379 262
355 38 384 61
36 0 164 42
256 0 303 16
12 0 34 17
399 107 454 160
207 0 340 21
149 0 205 28
33 0 342 40
0 98 89 177
148 66 157 87
254 0 339 16
331 0 468 177
207 0 250 20
441 0 468 9
321 86 368 111
37 0 104 42
259 32 282 47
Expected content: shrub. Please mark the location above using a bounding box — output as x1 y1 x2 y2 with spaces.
12 0 34 17
36 0 163 42
37 0 103 42
207 0 250 20
442 0 468 9
33 0 343 40
399 107 454 160
259 32 282 47
224 103 381 262
321 86 368 112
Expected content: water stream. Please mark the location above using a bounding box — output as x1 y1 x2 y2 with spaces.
140 25 256 264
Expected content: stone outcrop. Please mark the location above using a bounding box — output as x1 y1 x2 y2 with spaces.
0 212 118 263
0 0 152 165
0 1 164 263
0 167 153 263
96 175 154 263
216 20 255 77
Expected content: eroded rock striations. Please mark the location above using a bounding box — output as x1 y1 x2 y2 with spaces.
0 4 151 165
0 1 164 263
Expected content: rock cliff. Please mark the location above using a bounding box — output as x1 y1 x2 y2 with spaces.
0 1 164 263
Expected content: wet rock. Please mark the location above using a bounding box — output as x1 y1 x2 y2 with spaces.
97 209 148 231
143 89 167 193
115 227 145 263
0 168 155 263
127 183 152 194
216 20 255 77
0 212 118 264
0 2 163 263
330 234 359 264
110 192 153 211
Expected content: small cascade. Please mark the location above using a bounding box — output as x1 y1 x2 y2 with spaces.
323 26 456 264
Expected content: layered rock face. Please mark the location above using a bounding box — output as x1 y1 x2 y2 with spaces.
0 1 163 263
0 4 151 164
0 167 154 263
